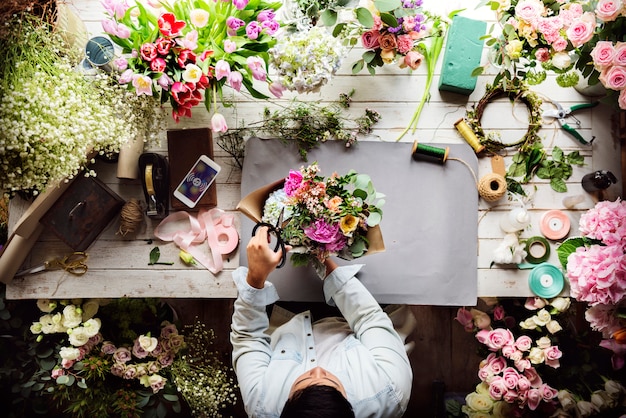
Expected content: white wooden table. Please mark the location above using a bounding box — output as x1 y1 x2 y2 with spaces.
4 0 623 301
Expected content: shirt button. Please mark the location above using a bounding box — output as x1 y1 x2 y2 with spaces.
304 315 309 319
281 350 285 354
309 347 313 350
307 333 311 336
310 359 316 362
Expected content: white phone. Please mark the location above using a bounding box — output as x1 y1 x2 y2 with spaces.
173 155 221 208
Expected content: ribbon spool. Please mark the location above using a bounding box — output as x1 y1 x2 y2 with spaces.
411 140 449 164
540 210 571 240
528 263 564 298
524 236 551 264
478 155 507 202
455 118 485 154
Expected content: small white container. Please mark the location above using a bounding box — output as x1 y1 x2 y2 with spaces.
500 208 531 233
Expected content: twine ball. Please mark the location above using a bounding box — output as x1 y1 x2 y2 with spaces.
478 173 507 202
117 198 144 236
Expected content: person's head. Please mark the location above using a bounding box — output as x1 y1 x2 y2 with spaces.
280 367 354 418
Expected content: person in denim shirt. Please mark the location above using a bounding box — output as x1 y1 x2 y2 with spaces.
230 226 414 418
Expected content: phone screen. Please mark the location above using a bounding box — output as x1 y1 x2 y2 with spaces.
176 159 218 203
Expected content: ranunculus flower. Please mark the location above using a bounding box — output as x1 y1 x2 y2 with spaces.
210 113 228 133
591 41 616 70
68 326 90 347
59 346 81 361
62 305 83 329
361 30 381 49
505 39 523 59
595 0 623 22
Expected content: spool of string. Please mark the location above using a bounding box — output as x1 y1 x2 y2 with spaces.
118 198 144 236
411 141 449 164
455 118 485 154
477 155 507 202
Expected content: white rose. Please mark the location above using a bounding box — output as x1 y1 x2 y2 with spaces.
82 318 101 338
551 52 573 70
550 297 571 312
59 346 81 361
534 309 551 326
605 380 625 399
536 336 552 349
528 346 545 364
138 335 159 352
591 390 616 410
546 319 563 334
576 400 599 417
520 317 539 330
558 389 577 411
62 305 83 329
464 391 494 413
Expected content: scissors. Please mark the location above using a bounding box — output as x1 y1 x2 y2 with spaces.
15 252 89 277
542 101 599 145
251 208 287 269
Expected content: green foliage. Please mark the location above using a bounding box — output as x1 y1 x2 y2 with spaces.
506 144 584 194
556 236 601 270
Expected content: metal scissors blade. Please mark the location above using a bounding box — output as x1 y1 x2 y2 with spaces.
252 208 287 268
15 262 50 277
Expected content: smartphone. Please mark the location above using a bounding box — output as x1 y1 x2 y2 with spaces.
172 155 221 208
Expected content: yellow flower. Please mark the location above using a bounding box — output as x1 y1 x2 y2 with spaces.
380 49 396 64
505 39 524 59
179 250 196 266
340 215 359 234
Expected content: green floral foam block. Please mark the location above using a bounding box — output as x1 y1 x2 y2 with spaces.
438 15 486 96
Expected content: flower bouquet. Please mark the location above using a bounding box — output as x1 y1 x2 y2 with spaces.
102 0 283 126
480 0 626 109
453 296 626 417
557 198 626 370
237 163 385 275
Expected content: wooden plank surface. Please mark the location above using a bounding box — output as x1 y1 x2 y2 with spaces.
5 0 623 301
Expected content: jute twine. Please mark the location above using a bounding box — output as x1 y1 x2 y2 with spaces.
477 155 507 202
117 198 144 236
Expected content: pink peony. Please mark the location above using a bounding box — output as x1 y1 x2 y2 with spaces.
595 0 624 22
566 244 626 305
579 199 626 250
566 12 596 48
600 65 626 90
284 170 303 197
591 41 616 70
304 219 341 244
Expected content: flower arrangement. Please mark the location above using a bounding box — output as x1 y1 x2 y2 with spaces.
261 162 384 274
25 297 237 417
557 198 626 370
480 0 626 110
268 26 346 94
0 13 145 196
451 296 626 417
102 0 283 127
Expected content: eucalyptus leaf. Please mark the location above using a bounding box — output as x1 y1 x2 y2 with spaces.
350 237 367 257
355 173 371 190
356 7 374 28
374 0 401 12
352 59 364 74
380 12 398 27
56 375 70 385
0 310 9 320
321 9 337 27
137 395 151 408
163 394 179 402
367 211 382 226
77 378 87 389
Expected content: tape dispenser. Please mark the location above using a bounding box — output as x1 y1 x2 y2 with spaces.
138 153 169 219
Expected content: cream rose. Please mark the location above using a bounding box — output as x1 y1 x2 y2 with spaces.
464 391 494 413
62 305 83 329
550 297 571 313
59 346 81 361
138 335 159 352
528 346 545 364
546 319 563 334
551 52 573 70
534 309 552 326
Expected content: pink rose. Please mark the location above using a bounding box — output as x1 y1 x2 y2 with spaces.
544 346 563 368
361 30 381 50
403 50 424 70
515 335 533 351
379 33 397 51
51 368 66 379
614 42 626 66
526 388 542 410
479 328 515 351
502 367 520 389
524 366 543 386
517 375 531 392
514 358 531 371
492 305 505 321
600 65 626 90
595 0 624 22
539 383 559 401
591 41 616 70
535 47 550 62
488 376 508 400
514 0 545 23
566 12 596 47
487 354 507 374
113 347 132 363
455 307 474 331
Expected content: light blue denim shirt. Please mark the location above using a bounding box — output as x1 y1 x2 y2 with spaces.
230 264 412 418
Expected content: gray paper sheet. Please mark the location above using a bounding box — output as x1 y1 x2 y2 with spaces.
239 137 478 306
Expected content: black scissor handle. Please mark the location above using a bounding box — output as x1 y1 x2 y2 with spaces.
252 222 287 268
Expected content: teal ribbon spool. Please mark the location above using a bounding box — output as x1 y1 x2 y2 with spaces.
524 236 551 264
528 263 564 298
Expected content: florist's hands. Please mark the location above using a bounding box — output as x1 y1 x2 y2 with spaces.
323 258 338 279
246 226 288 289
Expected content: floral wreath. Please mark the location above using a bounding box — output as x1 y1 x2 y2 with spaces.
465 80 543 153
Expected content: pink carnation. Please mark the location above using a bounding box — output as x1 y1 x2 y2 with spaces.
566 244 626 305
579 198 626 250
396 34 413 54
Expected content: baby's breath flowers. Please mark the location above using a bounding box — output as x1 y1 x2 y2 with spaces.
0 14 157 196
269 26 346 94
170 320 238 417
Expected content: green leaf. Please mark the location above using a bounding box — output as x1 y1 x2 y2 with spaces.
552 146 564 162
352 59 364 74
332 22 346 37
380 12 398 27
163 394 179 402
77 378 87 389
149 246 161 265
566 150 584 165
536 166 551 179
367 211 382 226
353 189 368 200
349 237 367 257
321 9 337 27
374 0 402 13
56 375 70 385
550 177 567 193
556 237 588 269
471 66 484 77
356 7 375 28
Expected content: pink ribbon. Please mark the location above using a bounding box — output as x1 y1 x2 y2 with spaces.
153 208 239 274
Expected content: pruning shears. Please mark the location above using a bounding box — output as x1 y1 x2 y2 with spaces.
542 101 599 145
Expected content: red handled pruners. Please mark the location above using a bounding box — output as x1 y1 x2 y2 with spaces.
542 102 599 145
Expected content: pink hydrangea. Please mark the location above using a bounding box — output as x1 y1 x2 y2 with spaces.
566 244 626 305
579 198 626 250
585 303 623 337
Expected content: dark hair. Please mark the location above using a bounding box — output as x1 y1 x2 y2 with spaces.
280 385 355 418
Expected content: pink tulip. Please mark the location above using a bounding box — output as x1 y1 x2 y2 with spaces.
211 113 228 133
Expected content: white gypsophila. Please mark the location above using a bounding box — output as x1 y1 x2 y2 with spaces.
269 26 347 94
0 58 139 195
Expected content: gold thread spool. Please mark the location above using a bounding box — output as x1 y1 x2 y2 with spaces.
477 155 507 202
455 118 485 154
411 140 449 163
